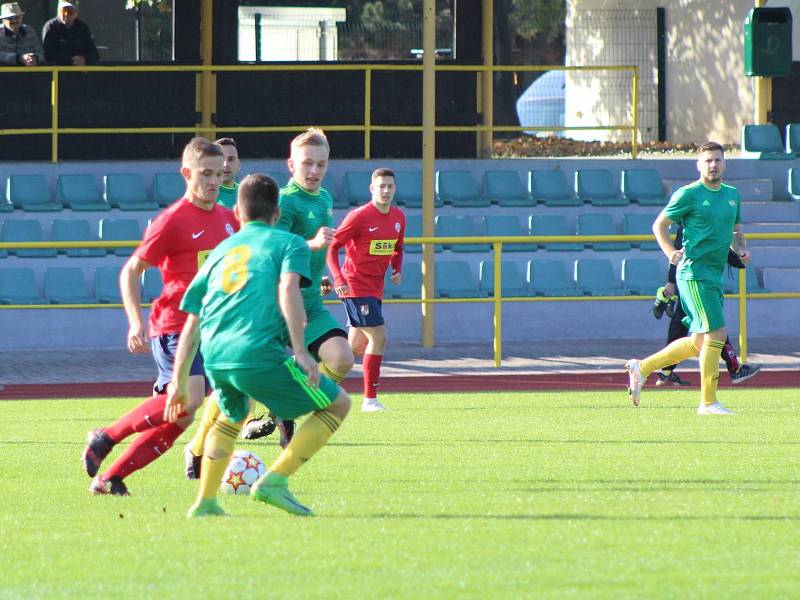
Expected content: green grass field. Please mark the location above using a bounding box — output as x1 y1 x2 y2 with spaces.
2 389 799 599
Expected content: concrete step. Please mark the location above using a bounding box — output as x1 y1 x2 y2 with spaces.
665 178 773 201
750 246 800 268
762 267 800 292
740 201 800 224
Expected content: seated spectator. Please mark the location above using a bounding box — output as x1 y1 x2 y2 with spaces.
0 2 44 66
42 0 98 66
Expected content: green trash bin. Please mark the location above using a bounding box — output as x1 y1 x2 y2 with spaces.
744 7 793 77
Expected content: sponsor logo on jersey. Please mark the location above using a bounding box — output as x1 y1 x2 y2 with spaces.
702 200 711 206
369 239 396 255
308 211 316 220
197 249 211 268
395 222 401 232
369 226 379 232
192 230 205 239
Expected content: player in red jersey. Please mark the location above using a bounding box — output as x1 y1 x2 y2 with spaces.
327 168 405 412
81 137 239 495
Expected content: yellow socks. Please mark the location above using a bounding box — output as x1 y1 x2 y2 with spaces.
700 339 725 406
190 397 221 457
320 362 346 384
270 409 342 477
639 337 700 377
198 418 242 501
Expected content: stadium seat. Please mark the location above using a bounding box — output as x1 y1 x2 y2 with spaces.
0 196 12 213
482 170 534 207
99 218 140 257
621 258 663 296
741 124 795 160
51 219 106 258
0 267 42 304
56 174 109 211
404 214 423 253
482 215 533 252
342 171 372 207
394 171 427 208
384 261 422 299
436 170 488 207
6 174 62 212
622 213 660 251
723 267 769 294
576 213 630 251
527 259 576 296
435 215 490 252
1 219 57 258
94 266 122 303
575 169 628 206
788 168 800 201
142 268 163 302
435 260 483 298
479 260 531 297
104 173 158 211
152 172 185 207
529 214 582 251
621 168 667 206
574 258 621 296
529 170 581 206
786 123 800 155
44 267 92 304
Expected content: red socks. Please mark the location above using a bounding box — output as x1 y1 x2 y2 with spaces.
105 394 168 443
362 353 383 399
102 422 185 481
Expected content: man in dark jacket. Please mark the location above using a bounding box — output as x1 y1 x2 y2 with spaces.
42 0 98 66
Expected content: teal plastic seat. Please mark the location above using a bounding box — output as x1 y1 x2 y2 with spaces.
622 258 663 295
435 260 483 298
395 171 426 208
0 197 11 213
622 169 667 206
527 260 576 296
104 174 158 211
56 174 109 211
51 219 105 258
99 218 140 257
482 215 533 252
384 262 422 299
786 124 800 155
0 268 42 304
142 268 163 302
404 214 422 253
723 267 769 294
577 213 630 251
44 267 91 304
529 170 581 206
435 215 490 252
788 168 800 201
574 258 621 296
575 169 628 206
6 174 61 212
741 124 795 159
94 266 122 303
1 219 57 258
622 213 659 250
483 170 533 207
479 260 531 297
529 214 582 251
436 170 488 207
152 172 185 207
342 171 372 207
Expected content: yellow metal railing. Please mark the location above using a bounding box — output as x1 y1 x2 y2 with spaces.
0 63 639 161
2 232 799 366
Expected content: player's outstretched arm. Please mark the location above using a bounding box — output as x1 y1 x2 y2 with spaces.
165 314 201 423
732 225 751 264
279 272 319 388
120 255 151 353
652 212 682 265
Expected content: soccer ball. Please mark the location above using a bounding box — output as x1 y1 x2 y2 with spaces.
220 449 266 495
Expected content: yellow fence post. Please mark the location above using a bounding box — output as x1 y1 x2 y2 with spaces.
493 242 502 367
364 67 372 160
738 267 748 363
51 70 59 163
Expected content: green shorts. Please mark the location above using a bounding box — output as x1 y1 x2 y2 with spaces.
677 278 725 333
303 300 346 353
207 357 340 422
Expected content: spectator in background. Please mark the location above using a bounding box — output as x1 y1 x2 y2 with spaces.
0 2 44 66
42 0 98 66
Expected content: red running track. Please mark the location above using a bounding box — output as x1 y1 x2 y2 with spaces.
1 370 798 400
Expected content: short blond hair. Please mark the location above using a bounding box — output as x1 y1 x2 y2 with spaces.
290 128 329 153
182 136 223 167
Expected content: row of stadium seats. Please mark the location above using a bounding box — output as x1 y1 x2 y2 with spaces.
0 218 140 258
0 266 161 305
741 123 800 160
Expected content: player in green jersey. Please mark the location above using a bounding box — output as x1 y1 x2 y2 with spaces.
166 173 351 517
625 142 751 414
214 137 240 210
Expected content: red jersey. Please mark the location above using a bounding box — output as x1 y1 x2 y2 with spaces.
135 198 239 337
327 202 405 299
